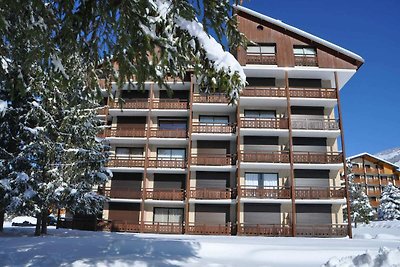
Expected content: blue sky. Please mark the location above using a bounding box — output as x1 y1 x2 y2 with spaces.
240 0 400 156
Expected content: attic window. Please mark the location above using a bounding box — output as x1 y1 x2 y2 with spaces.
256 25 264 31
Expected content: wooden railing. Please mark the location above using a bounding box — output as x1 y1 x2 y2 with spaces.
367 189 381 196
291 118 339 130
192 94 229 103
352 167 365 174
241 87 286 97
144 188 185 200
101 187 142 199
238 224 291 237
294 55 318 66
241 151 290 163
150 128 187 138
103 128 147 138
295 187 345 199
110 220 141 233
152 99 188 109
365 168 379 174
246 53 277 65
296 224 348 237
186 223 231 235
109 99 149 109
143 222 184 234
289 88 337 99
97 107 107 115
191 154 236 166
148 158 186 168
367 179 380 185
370 200 380 207
107 156 145 168
353 177 365 184
239 186 291 199
189 188 234 199
192 123 236 134
292 152 342 164
240 118 288 129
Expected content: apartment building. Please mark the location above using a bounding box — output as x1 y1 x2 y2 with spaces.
348 153 400 210
97 5 364 237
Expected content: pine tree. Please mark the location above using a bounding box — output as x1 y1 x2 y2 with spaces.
379 183 400 220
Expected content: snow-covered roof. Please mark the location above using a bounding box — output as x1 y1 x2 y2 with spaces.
234 5 364 64
347 152 400 169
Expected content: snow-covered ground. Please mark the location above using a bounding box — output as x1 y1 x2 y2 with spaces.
0 221 400 267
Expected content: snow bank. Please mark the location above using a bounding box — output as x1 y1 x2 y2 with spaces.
0 100 7 116
323 247 400 267
11 216 37 225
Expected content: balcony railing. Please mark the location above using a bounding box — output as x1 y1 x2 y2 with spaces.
367 179 380 185
294 55 318 67
240 118 288 129
239 186 291 199
148 158 186 168
365 168 379 175
107 156 145 168
367 190 381 197
110 220 141 232
291 118 339 130
101 187 142 199
293 152 342 164
295 187 345 199
193 94 230 103
289 88 337 99
110 99 149 109
296 224 347 237
104 128 147 138
143 222 184 234
186 223 232 235
241 87 286 97
152 99 188 109
241 151 290 163
246 53 277 65
189 188 234 199
191 154 236 166
144 188 185 200
150 128 187 138
192 123 236 134
370 200 380 207
353 177 365 184
352 167 365 174
238 224 291 237
97 107 107 115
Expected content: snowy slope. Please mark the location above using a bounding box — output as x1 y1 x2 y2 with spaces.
375 147 400 167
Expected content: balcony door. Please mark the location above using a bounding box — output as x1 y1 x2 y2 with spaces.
158 118 187 130
115 147 144 158
153 208 183 224
199 115 229 125
244 110 276 119
245 173 278 188
157 148 186 160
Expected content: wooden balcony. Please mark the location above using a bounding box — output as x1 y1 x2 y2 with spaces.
367 190 381 197
241 87 286 97
191 154 236 166
294 55 318 67
239 186 291 199
103 128 147 138
144 188 185 200
296 224 348 237
295 187 345 199
291 118 339 130
107 156 145 168
380 179 389 186
143 222 184 234
193 94 230 103
240 118 288 129
186 223 231 235
353 177 365 184
292 152 342 164
370 200 380 207
148 158 186 168
192 123 236 134
152 99 188 109
238 224 291 237
365 168 379 175
246 53 277 65
241 151 290 163
289 88 337 99
150 128 187 138
189 188 234 199
352 167 365 174
97 107 107 115
110 220 140 232
101 187 142 199
367 179 380 185
110 99 149 109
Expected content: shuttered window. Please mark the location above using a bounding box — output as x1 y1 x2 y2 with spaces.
154 208 183 224
245 173 278 188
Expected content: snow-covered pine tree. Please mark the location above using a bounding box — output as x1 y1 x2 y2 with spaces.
378 183 400 220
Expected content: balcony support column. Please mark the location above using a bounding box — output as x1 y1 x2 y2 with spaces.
335 72 352 238
285 71 296 237
236 97 241 235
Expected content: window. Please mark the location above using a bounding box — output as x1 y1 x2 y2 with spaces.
158 119 187 130
247 45 276 55
115 147 144 157
244 110 276 119
157 148 185 159
293 46 316 57
199 116 229 125
154 208 183 224
245 173 278 188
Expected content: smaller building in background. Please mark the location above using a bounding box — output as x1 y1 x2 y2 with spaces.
348 153 400 210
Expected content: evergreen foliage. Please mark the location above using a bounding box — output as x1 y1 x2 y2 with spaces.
379 183 400 220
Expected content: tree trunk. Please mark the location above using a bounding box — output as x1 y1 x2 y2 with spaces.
0 209 4 232
354 220 357 228
41 210 48 235
56 209 61 229
35 213 42 236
